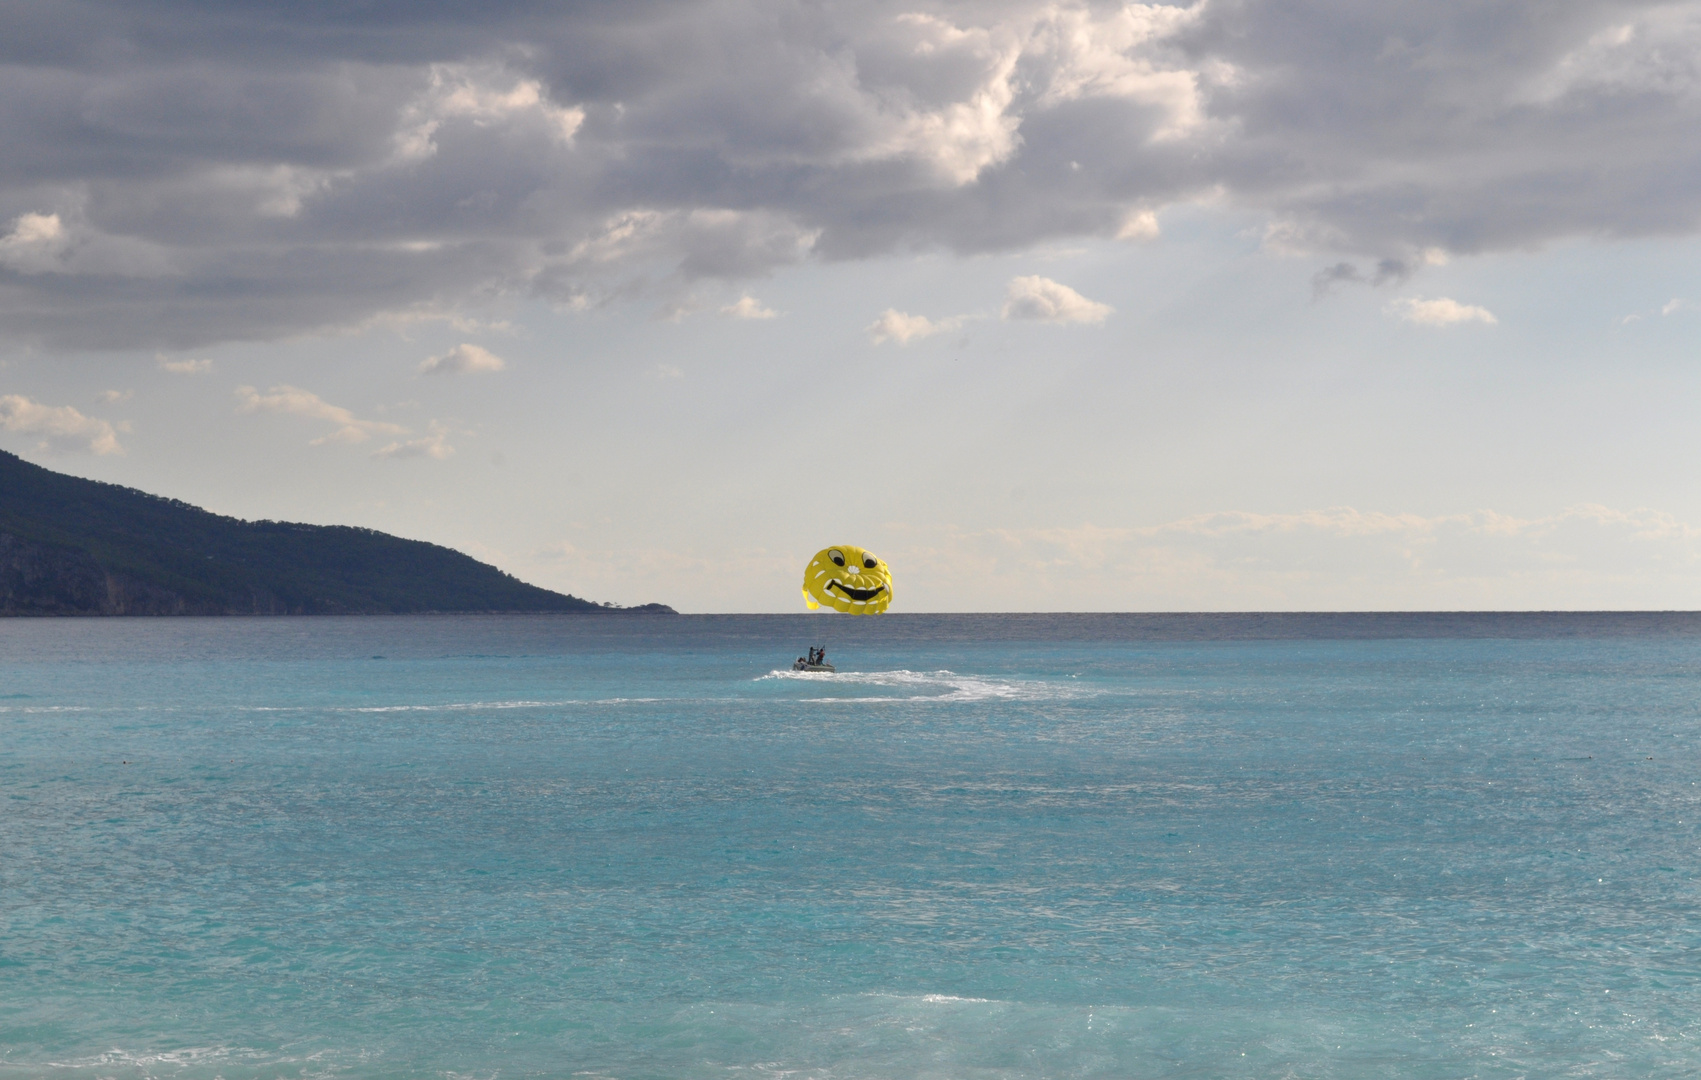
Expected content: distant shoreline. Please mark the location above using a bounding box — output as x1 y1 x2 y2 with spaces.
8 609 1695 642
0 605 678 618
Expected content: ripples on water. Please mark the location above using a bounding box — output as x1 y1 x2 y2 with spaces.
2 613 1700 1078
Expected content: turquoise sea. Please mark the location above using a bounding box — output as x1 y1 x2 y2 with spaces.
3 613 1700 1079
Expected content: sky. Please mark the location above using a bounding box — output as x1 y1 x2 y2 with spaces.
4 0 1701 612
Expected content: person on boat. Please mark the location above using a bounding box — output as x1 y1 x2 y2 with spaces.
816 646 828 666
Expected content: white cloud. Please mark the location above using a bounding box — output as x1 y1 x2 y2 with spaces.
396 63 585 161
721 295 778 319
1389 297 1498 327
234 385 407 445
4 212 61 246
1001 276 1112 324
373 423 455 460
157 356 213 374
1520 12 1701 105
562 208 820 286
419 343 506 375
0 394 123 455
237 384 457 458
449 315 516 335
866 309 962 345
1026 3 1208 127
1622 297 1689 323
99 389 133 403
1115 209 1161 242
646 363 684 381
850 14 1025 187
0 205 177 281
0 212 67 274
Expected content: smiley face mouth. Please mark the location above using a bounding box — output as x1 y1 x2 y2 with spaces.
826 579 887 602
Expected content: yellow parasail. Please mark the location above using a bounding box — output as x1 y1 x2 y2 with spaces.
802 546 893 614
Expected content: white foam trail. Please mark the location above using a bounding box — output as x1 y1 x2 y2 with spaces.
35 1043 354 1079
237 698 672 714
350 700 576 712
759 669 1090 703
0 705 92 714
45 1044 265 1069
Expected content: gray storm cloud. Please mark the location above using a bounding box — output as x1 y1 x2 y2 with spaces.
0 0 1697 348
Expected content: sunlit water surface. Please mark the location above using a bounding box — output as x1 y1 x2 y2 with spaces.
3 613 1700 1078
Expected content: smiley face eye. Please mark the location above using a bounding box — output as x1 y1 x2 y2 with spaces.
863 554 878 569
829 549 846 567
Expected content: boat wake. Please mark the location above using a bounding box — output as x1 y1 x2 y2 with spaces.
757 668 1086 703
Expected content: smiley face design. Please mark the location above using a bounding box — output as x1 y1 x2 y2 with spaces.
802 545 893 614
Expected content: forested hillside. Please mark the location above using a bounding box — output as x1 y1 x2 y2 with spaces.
0 450 672 615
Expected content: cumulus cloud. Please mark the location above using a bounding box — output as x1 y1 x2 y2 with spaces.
866 309 962 345
721 295 778 320
0 212 83 276
1389 297 1499 327
0 207 176 281
1001 275 1112 324
235 385 408 445
419 343 506 375
4 212 61 246
397 64 586 162
1115 209 1161 242
0 394 123 454
2 1 1701 348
